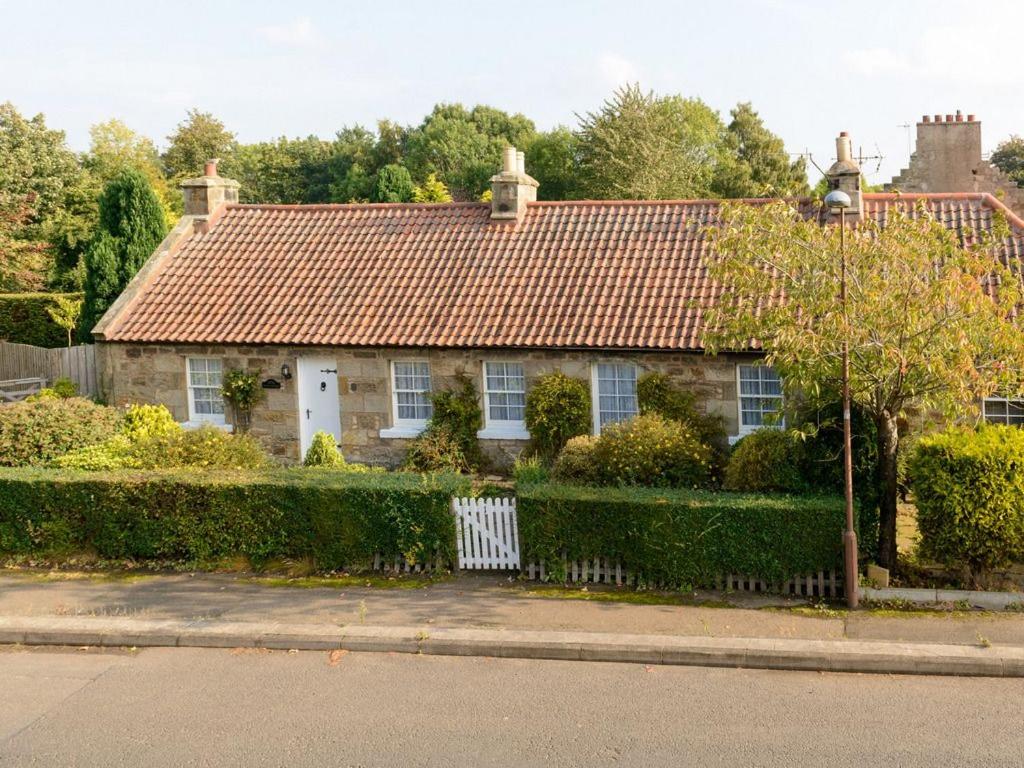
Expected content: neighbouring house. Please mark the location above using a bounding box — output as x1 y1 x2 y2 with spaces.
93 140 1024 467
887 111 1024 218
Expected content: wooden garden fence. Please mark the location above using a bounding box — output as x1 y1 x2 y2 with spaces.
0 341 98 399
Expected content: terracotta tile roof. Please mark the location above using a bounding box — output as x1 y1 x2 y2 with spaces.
99 193 1024 350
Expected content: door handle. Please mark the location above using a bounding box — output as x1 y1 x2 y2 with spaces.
306 409 311 419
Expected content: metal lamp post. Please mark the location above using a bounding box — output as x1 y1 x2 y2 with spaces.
824 189 859 608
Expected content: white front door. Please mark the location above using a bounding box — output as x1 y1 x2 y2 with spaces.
297 357 341 459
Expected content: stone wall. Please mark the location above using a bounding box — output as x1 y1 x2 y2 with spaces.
97 342 755 468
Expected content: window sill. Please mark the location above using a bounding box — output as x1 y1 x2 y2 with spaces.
477 427 530 441
379 425 427 439
730 424 784 445
181 420 233 432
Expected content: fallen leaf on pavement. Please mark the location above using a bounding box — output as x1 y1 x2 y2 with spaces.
328 649 349 666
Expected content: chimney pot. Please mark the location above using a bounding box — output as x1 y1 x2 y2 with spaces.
922 115 930 123
204 159 219 177
516 151 525 174
503 147 517 174
934 114 942 122
955 111 964 122
967 114 976 122
945 114 954 122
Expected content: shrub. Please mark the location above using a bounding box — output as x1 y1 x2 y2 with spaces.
404 424 470 474
512 454 549 485
304 431 344 467
524 372 591 460
638 371 728 482
909 425 1024 584
51 378 78 398
51 437 139 471
592 413 711 488
0 397 120 466
0 292 83 347
724 429 807 493
120 403 181 442
517 483 846 587
221 369 265 433
551 435 599 484
129 426 270 471
637 372 726 447
0 468 469 569
429 373 483 469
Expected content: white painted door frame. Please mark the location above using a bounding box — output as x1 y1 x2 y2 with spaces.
297 356 342 458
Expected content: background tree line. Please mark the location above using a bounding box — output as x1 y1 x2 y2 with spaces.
0 85 813 297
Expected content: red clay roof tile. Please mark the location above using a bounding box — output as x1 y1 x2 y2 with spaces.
101 194 1024 350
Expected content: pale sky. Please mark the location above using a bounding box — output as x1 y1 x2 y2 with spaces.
2 0 1021 187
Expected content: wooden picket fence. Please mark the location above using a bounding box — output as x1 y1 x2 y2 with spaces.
0 341 97 398
522 556 843 597
367 495 843 598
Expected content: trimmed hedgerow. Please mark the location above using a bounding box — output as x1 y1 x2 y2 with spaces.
0 468 468 570
0 397 121 467
910 424 1024 583
0 293 82 347
517 482 846 587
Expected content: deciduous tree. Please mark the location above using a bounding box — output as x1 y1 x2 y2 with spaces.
373 164 415 203
575 85 724 200
991 136 1024 185
162 109 236 184
703 200 1024 569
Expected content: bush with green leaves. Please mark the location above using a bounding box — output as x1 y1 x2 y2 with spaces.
120 403 181 442
404 373 482 473
517 483 846 587
404 424 470 474
55 424 270 471
0 468 469 569
221 369 265 433
0 397 120 467
591 413 711 488
909 424 1024 584
551 435 599 484
511 454 549 485
723 428 807 493
524 372 591 460
302 430 376 473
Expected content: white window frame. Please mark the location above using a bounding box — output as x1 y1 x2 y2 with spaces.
591 362 639 435
982 397 1024 427
185 357 226 427
479 361 530 440
380 360 432 439
735 363 784 440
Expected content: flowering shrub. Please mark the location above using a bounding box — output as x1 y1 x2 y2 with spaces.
120 403 181 442
512 454 550 485
591 413 711 488
0 397 120 466
404 424 470 474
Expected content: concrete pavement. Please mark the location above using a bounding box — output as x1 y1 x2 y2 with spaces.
3 646 1023 766
2 571 1024 676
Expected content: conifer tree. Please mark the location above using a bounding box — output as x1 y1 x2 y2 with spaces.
80 168 167 338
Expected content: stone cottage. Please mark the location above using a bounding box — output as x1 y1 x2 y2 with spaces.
93 139 1024 466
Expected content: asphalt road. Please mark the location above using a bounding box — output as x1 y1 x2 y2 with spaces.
2 646 1022 767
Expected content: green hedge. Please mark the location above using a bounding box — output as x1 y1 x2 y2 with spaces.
0 292 82 347
910 425 1024 580
0 468 468 570
517 483 846 587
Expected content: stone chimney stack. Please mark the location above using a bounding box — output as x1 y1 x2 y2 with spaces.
825 131 862 216
490 146 538 221
181 159 240 230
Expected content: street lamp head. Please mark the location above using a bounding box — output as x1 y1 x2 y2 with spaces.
824 189 852 211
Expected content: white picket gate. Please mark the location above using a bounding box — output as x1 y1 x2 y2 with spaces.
452 497 521 570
